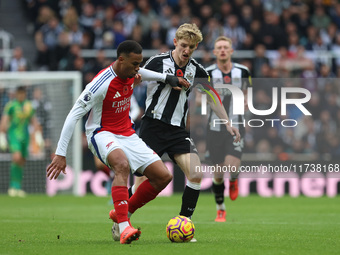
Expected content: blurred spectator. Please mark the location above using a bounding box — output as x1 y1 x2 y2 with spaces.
166 14 181 48
60 43 81 71
103 7 115 30
8 47 30 72
58 0 74 18
200 49 213 67
250 0 264 21
34 6 55 32
291 46 314 74
0 58 4 71
112 0 127 14
267 127 285 153
232 0 246 17
295 5 311 39
34 16 63 70
300 116 317 154
62 6 78 32
128 25 143 46
112 20 127 48
102 31 115 49
301 62 318 93
336 109 340 133
243 124 256 153
80 31 93 49
240 33 255 50
198 4 212 25
240 5 253 32
315 110 337 135
55 32 71 70
262 0 290 15
137 0 158 36
330 3 340 27
285 22 298 37
143 20 167 48
179 4 192 24
311 6 331 30
259 62 272 78
116 2 138 37
68 23 83 45
304 26 318 50
324 93 340 118
223 15 246 49
202 17 223 50
273 46 291 75
249 19 263 45
252 44 269 77
307 92 322 120
79 2 96 32
315 110 338 159
318 64 336 91
158 5 173 29
91 19 105 49
216 2 233 24
255 139 272 160
331 33 340 70
87 49 111 74
320 23 338 45
261 11 286 50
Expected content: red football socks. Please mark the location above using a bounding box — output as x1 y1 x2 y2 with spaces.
111 186 129 223
128 180 160 214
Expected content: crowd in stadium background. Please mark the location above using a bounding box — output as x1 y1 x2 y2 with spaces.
1 0 340 161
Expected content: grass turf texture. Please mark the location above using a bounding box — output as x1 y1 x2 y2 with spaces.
0 194 339 255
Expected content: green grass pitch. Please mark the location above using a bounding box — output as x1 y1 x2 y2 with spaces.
0 193 339 255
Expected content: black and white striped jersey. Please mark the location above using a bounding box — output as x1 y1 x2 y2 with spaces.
143 51 209 128
206 62 252 134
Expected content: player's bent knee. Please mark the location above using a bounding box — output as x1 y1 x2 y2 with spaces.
156 173 172 190
162 171 173 186
111 160 129 175
187 176 202 184
158 164 173 185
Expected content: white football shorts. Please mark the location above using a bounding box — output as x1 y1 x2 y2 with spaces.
88 131 160 175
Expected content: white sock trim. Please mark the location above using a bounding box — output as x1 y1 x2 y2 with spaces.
213 178 224 185
230 168 240 181
119 221 130 234
216 203 226 211
131 184 136 195
186 180 201 190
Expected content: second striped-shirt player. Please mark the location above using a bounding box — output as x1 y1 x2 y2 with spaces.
133 24 240 240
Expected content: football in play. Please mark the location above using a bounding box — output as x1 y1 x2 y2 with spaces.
166 216 195 242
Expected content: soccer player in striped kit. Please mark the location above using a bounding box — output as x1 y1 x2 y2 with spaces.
132 24 240 241
46 40 189 244
206 36 252 222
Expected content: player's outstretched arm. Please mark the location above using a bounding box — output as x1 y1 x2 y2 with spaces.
133 73 142 87
46 92 90 179
165 76 190 91
138 68 190 90
46 155 67 180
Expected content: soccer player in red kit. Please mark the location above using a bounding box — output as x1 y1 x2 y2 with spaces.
46 40 189 244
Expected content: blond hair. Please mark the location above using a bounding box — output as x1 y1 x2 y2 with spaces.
214 36 233 48
175 23 203 45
